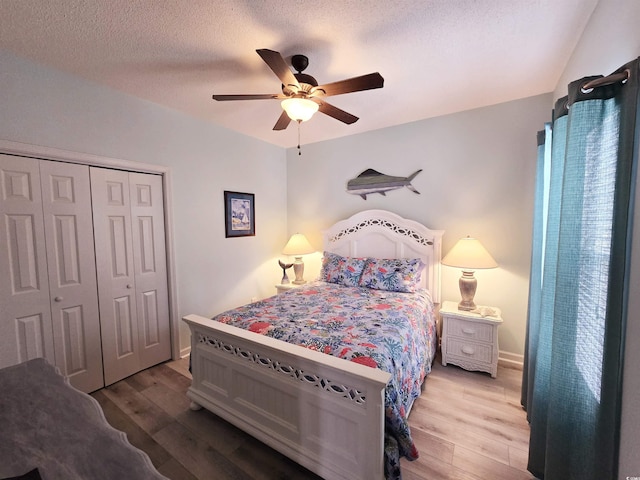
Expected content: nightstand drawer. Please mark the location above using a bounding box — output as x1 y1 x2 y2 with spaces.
446 338 493 363
446 317 494 343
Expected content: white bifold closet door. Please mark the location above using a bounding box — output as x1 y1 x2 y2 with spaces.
0 156 55 367
40 160 103 393
0 156 104 393
90 167 171 385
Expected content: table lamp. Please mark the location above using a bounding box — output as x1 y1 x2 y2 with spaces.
282 233 315 284
442 236 497 311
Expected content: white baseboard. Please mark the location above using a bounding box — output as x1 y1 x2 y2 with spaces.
499 351 524 370
180 346 191 358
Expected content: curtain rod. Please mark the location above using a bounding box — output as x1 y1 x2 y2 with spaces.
582 68 631 93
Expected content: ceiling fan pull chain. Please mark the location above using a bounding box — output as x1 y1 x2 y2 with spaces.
297 120 302 156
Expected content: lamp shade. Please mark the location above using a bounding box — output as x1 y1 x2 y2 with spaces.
442 236 498 270
281 98 319 122
282 233 315 256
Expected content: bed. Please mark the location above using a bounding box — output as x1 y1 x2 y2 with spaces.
183 209 444 480
0 358 167 480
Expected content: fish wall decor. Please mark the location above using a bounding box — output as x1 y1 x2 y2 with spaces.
346 169 422 200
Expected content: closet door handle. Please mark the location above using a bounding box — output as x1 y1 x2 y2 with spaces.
54 296 63 302
126 284 133 289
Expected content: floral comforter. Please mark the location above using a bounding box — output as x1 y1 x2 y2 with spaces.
212 281 437 479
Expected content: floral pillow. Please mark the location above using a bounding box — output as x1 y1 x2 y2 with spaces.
320 251 368 287
359 257 426 293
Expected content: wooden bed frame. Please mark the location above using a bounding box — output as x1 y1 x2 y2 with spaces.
182 210 443 480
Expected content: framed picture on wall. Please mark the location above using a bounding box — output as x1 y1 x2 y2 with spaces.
224 191 255 237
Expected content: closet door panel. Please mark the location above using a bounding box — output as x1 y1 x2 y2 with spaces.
0 155 54 368
113 295 135 355
129 172 171 368
40 160 103 392
91 167 140 385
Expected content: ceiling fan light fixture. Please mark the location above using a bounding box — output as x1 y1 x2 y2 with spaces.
281 97 319 122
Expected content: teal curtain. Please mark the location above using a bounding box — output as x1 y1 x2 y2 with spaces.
521 123 551 418
522 58 639 480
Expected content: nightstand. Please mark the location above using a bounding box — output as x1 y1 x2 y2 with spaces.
439 300 503 378
275 283 302 295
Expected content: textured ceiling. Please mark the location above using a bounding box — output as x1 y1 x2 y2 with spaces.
0 0 599 148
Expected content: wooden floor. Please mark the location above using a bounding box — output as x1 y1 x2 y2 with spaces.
91 354 536 480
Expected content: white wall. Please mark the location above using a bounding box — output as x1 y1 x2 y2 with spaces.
285 93 552 358
0 50 289 353
553 0 640 478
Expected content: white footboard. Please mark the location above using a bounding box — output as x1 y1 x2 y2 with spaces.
183 314 391 480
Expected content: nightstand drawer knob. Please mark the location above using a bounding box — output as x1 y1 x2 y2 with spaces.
462 345 475 355
462 328 476 335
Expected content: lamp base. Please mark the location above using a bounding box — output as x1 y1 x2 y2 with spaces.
292 257 307 285
458 300 476 311
457 270 477 311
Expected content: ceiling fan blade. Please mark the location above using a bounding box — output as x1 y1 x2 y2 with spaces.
212 93 285 101
312 72 384 97
256 49 300 91
316 100 359 124
273 110 292 131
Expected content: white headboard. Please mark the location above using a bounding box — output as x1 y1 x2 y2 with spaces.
322 210 444 303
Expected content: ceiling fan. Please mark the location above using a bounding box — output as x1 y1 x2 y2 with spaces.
212 49 384 131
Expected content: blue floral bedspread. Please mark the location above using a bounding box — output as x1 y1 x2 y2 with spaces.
212 281 437 479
